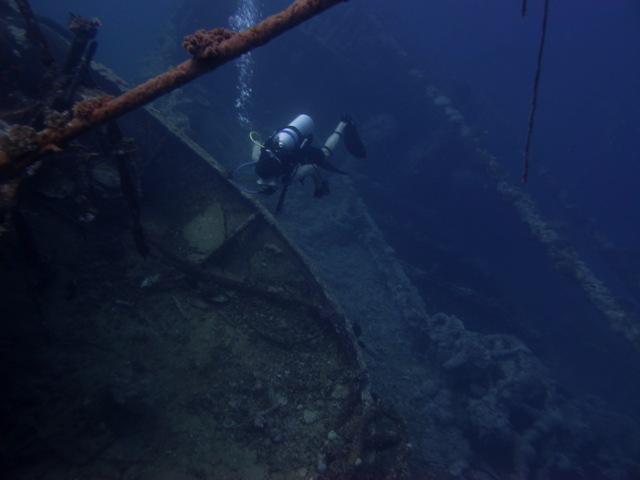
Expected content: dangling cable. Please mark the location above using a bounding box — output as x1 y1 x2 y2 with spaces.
522 0 550 183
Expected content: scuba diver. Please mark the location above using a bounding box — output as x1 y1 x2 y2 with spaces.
238 114 366 212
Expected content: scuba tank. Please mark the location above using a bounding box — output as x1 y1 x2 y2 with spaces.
253 114 314 185
252 114 315 181
272 114 315 151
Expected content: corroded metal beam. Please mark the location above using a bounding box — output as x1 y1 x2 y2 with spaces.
1 0 348 176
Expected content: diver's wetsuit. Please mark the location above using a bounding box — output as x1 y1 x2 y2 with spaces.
255 138 328 194
253 116 363 212
255 135 343 200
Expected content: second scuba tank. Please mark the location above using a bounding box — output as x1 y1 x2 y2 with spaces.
274 114 314 151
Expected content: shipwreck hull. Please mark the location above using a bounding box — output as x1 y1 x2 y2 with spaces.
0 7 407 479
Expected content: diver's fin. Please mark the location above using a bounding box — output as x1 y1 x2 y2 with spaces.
343 117 367 159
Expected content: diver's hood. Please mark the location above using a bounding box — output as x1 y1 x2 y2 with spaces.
255 149 283 180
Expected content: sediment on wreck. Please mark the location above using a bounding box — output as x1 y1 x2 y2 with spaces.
0 3 409 479
155 2 640 477
287 4 638 478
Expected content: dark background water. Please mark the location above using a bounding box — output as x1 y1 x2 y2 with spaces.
27 0 640 472
370 0 640 247
32 0 640 246
31 0 177 79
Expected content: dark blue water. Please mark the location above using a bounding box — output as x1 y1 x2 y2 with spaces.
31 0 177 81
372 0 640 248
23 0 640 477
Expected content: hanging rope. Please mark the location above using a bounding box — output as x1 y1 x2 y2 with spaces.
522 0 550 183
